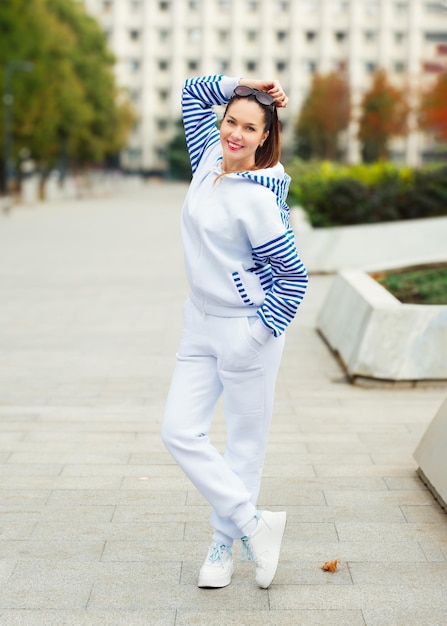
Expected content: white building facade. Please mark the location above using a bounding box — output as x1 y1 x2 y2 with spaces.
81 0 447 172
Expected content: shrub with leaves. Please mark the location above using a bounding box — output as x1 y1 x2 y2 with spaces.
286 159 446 227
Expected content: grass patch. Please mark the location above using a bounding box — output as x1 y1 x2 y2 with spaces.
374 266 447 304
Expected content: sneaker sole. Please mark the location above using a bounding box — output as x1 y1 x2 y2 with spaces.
256 511 287 589
197 562 235 588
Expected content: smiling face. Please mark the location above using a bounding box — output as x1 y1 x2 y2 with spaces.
220 98 269 172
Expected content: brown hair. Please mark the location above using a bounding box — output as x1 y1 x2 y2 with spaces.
223 94 281 170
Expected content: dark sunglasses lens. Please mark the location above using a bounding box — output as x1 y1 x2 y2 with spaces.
234 86 253 97
256 92 274 106
234 86 274 107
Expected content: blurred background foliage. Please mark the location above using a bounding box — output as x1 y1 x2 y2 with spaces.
294 70 351 162
0 0 134 181
287 159 447 227
288 63 447 227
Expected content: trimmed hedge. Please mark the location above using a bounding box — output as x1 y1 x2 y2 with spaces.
286 160 447 227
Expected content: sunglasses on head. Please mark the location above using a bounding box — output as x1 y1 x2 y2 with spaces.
233 85 275 107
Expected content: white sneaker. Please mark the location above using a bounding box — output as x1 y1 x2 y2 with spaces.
197 543 234 588
241 510 286 588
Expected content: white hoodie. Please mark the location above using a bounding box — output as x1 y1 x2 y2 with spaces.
181 74 308 343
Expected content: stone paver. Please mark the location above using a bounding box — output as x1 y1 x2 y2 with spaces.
0 183 446 625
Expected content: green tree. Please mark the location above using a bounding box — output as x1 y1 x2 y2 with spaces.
0 0 134 188
166 119 191 181
49 0 134 162
295 71 351 161
358 69 410 162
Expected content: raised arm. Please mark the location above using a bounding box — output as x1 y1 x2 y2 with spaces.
238 78 289 108
181 74 237 173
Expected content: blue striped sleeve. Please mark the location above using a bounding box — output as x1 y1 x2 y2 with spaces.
182 74 229 173
253 228 308 337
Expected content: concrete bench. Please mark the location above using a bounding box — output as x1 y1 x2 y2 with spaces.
414 396 447 512
317 269 447 384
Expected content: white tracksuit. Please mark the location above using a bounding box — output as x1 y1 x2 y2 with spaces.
162 74 308 546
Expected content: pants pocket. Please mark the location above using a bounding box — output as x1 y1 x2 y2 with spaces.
218 317 262 372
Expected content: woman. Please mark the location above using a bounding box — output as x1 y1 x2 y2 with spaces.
161 74 308 589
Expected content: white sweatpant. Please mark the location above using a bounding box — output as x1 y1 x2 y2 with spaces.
161 298 285 545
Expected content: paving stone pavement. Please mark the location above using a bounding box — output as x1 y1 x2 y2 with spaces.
0 182 447 626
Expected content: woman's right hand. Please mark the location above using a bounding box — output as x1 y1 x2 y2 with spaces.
238 78 288 108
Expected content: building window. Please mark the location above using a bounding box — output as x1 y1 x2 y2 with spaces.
159 1 170 10
156 146 167 162
365 61 376 73
127 147 141 162
276 60 288 72
305 31 317 42
247 30 257 42
188 60 199 71
277 30 288 42
332 1 349 11
217 29 229 43
159 29 169 42
129 29 140 41
246 60 257 72
129 88 140 102
364 1 379 14
394 61 406 73
130 1 141 11
277 1 289 10
334 59 346 71
158 59 169 70
102 0 112 11
425 31 447 42
394 1 408 13
189 0 201 9
303 59 316 73
129 59 140 72
188 28 201 42
364 30 377 42
216 60 228 73
335 31 347 43
425 2 447 12
247 0 258 11
394 31 405 44
157 119 168 131
218 0 231 12
158 89 169 101
302 0 319 12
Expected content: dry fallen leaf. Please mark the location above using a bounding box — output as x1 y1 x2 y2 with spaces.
321 559 340 573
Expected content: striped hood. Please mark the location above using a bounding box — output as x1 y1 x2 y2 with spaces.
217 158 292 228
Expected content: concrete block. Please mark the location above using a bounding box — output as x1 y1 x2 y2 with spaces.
414 396 447 511
292 213 447 273
317 270 447 382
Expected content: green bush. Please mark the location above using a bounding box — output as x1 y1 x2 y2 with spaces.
286 159 447 227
